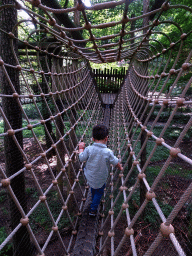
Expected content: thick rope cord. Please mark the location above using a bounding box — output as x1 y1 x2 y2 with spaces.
0 1 192 256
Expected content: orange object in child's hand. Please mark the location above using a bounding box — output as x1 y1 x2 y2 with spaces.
79 142 85 149
116 162 123 171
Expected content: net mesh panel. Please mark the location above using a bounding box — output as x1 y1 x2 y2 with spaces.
0 0 192 255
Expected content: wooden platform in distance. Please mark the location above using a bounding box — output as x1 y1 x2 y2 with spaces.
100 93 117 105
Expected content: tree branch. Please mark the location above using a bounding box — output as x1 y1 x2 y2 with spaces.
41 0 85 44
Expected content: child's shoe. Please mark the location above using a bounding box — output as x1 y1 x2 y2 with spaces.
89 210 97 217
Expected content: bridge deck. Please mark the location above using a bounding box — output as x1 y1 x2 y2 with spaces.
100 93 117 105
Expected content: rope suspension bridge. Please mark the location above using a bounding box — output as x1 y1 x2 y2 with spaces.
0 0 192 255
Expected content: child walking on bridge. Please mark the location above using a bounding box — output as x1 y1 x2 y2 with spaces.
79 124 123 216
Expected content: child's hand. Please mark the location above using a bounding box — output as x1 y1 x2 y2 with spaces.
79 142 85 153
116 162 123 171
79 142 85 149
119 163 123 171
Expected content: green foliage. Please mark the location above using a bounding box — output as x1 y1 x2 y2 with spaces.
30 190 73 232
22 103 42 119
0 120 3 134
31 204 52 231
1 207 9 216
85 0 123 40
146 166 192 187
0 227 13 256
144 201 173 226
147 141 169 162
149 0 192 97
25 187 35 195
149 105 191 124
22 120 45 139
131 121 191 164
90 62 127 70
0 190 6 203
82 0 144 45
0 108 101 142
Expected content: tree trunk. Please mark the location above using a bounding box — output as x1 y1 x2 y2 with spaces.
143 0 149 34
130 14 135 46
74 0 80 27
53 53 65 194
0 1 32 255
41 54 56 154
41 0 84 45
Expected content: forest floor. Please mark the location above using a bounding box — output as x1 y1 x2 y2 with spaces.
0 136 192 255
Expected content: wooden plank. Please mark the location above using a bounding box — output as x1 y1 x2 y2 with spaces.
103 104 110 129
71 190 98 256
100 93 117 105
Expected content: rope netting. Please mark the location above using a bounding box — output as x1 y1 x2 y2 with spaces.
0 0 192 255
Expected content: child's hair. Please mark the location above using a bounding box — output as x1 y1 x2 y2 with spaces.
92 124 109 140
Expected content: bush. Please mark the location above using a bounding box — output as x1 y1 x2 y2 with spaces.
0 227 13 256
22 102 42 119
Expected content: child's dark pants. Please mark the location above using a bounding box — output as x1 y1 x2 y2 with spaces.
90 184 105 212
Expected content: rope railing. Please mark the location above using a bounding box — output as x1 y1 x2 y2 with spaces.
0 0 192 255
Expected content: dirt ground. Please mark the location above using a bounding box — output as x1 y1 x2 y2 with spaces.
0 137 192 255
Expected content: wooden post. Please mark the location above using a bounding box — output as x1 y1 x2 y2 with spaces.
101 69 103 92
97 69 99 91
104 68 106 92
115 69 118 91
106 68 108 92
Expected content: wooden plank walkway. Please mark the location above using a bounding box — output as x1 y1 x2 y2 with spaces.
103 105 110 129
71 105 111 256
71 190 99 256
100 93 117 105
